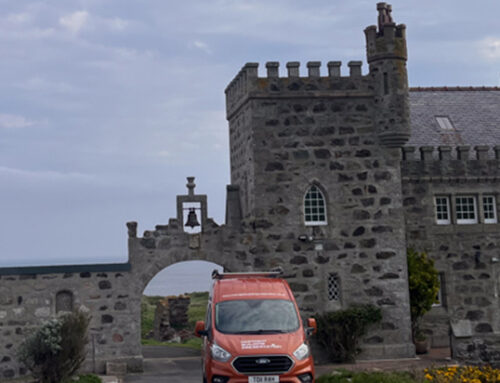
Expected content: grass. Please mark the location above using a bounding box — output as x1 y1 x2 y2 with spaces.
317 369 423 383
142 337 203 350
141 292 208 350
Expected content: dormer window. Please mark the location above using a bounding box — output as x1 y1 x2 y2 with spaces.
304 185 327 226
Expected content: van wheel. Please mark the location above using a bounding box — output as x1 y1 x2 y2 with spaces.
203 376 207 383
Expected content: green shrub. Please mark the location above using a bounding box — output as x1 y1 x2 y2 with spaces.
18 310 91 383
407 248 440 339
314 304 382 363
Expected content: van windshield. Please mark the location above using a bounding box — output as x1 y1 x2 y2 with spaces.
215 299 300 334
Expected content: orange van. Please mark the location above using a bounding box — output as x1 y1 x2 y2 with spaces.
194 269 317 383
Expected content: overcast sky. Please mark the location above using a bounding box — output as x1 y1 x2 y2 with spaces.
1 0 500 270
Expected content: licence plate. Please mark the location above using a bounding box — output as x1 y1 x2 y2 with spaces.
249 376 279 383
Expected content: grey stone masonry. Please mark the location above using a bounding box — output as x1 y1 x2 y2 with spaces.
224 2 414 360
3 3 500 379
402 145 500 365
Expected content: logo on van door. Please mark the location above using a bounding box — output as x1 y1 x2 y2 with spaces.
255 358 271 365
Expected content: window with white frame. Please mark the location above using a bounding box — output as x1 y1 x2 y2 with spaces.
483 195 497 224
455 196 477 224
435 196 451 225
327 273 340 301
304 185 327 226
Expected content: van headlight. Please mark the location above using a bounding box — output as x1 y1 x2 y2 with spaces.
293 343 310 360
210 343 232 362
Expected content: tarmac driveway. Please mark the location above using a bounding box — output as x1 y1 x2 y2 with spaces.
124 346 202 383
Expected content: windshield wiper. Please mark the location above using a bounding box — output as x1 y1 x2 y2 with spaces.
236 329 287 334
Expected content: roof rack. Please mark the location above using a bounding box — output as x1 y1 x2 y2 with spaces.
212 267 283 280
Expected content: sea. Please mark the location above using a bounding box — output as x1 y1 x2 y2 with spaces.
143 260 223 296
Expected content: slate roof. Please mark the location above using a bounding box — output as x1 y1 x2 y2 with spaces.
408 88 500 152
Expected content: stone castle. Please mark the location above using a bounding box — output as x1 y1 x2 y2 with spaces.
1 2 500 379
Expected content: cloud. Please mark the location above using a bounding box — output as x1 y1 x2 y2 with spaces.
156 150 170 158
0 166 94 182
7 13 32 24
105 17 128 31
59 10 89 34
191 40 212 54
0 113 34 129
479 37 500 60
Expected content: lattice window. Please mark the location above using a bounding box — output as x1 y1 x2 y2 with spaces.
327 273 340 301
56 290 73 313
435 196 450 225
304 185 327 226
483 195 497 224
456 196 477 224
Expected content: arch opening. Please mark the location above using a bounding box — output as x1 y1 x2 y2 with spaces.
140 260 223 352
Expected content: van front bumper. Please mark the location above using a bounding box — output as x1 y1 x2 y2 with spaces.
206 357 315 383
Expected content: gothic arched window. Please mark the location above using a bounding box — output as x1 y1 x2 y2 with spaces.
304 185 327 226
56 290 73 313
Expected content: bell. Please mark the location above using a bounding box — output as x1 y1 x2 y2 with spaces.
185 208 200 228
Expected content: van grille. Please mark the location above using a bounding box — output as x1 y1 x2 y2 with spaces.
232 355 293 374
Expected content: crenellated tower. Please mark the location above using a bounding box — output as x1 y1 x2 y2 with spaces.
365 3 410 147
223 3 415 360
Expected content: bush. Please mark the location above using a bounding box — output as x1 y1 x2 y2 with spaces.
18 310 91 383
315 304 382 362
407 248 440 339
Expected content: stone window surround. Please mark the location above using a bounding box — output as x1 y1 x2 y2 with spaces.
327 273 341 302
303 183 328 226
433 193 499 226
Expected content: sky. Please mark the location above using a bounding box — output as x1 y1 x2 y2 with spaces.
1 0 500 292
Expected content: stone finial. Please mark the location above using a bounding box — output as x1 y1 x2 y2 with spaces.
286 62 300 77
327 61 342 78
307 61 321 77
377 2 394 31
186 177 196 196
126 222 137 238
266 62 279 78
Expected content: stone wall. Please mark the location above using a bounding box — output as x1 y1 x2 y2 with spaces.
402 146 500 364
0 264 139 379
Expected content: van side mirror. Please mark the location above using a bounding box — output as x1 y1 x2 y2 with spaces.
194 320 208 337
306 318 317 336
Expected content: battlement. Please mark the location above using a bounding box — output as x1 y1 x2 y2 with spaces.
365 2 407 63
402 145 500 161
225 61 372 119
402 146 500 182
